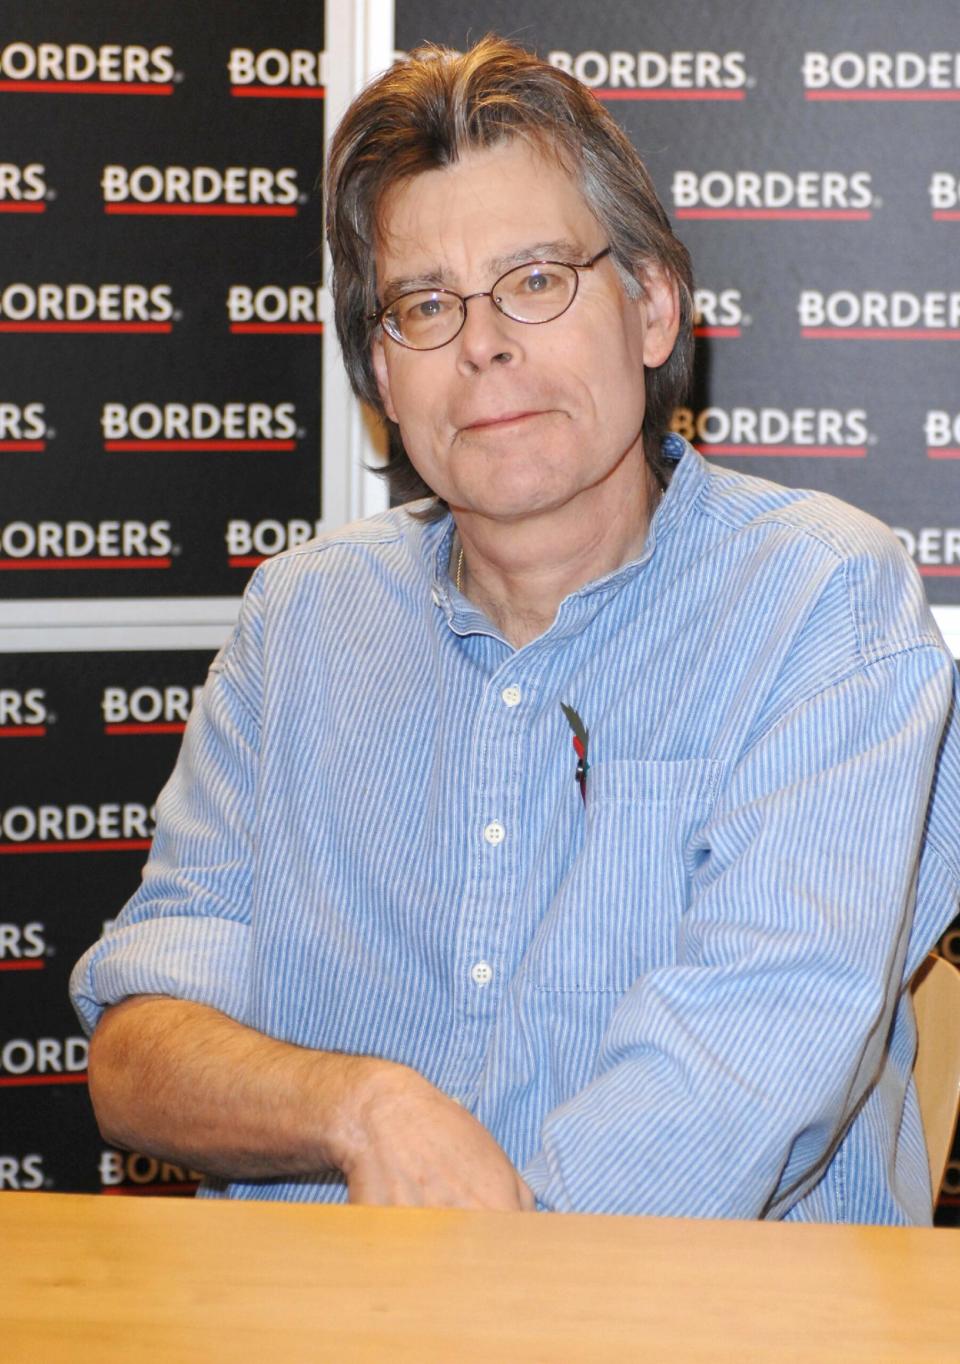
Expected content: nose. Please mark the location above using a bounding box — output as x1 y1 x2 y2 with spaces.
455 290 519 373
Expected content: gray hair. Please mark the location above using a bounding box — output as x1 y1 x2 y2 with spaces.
326 35 695 507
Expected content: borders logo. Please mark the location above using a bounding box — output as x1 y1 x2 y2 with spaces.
102 165 301 217
0 519 173 570
0 282 174 333
0 43 175 95
893 526 960 578
100 1150 201 1196
0 1156 46 1189
0 1036 88 1087
548 49 748 99
0 401 49 450
930 173 960 222
228 285 323 334
673 171 874 220
803 51 960 100
0 922 48 970
925 411 960 460
0 803 155 854
693 288 747 338
672 406 870 457
102 402 298 452
102 684 202 735
0 688 49 737
228 48 324 99
0 162 49 212
226 517 323 569
799 290 960 339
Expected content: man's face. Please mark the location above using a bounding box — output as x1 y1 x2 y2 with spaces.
370 139 678 524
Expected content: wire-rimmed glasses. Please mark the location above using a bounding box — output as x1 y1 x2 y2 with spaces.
369 246 612 351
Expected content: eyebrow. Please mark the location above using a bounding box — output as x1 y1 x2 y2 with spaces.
379 239 589 303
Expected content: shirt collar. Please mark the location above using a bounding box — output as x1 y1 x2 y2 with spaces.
427 434 706 637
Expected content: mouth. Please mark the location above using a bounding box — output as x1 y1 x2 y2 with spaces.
461 410 547 431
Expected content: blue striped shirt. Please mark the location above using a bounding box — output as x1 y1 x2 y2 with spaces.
71 437 960 1223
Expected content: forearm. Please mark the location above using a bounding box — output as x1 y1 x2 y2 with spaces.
88 995 390 1181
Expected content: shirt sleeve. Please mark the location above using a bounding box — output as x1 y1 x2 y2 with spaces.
69 572 265 1036
522 640 959 1218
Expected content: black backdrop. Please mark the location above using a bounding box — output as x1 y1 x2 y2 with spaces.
2 0 958 1222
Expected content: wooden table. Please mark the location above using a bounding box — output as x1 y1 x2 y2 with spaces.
3 1192 958 1361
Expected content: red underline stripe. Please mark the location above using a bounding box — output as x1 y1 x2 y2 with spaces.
595 88 745 100
0 322 172 333
101 1182 199 1195
693 326 742 337
696 444 868 457
0 725 46 737
676 208 872 220
801 328 960 339
105 722 186 734
229 322 322 333
919 565 960 576
0 202 46 213
0 440 45 450
0 838 151 854
228 555 267 568
933 211 960 221
0 1072 88 1086
231 86 324 99
105 204 297 217
805 89 960 100
105 439 296 451
0 959 45 970
928 448 960 459
0 81 173 95
0 557 171 569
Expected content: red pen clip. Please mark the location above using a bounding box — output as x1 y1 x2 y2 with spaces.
560 702 589 805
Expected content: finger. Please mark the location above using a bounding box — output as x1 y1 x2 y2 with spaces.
517 1177 537 1211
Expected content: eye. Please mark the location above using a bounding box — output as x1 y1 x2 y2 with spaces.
518 267 562 293
392 292 457 325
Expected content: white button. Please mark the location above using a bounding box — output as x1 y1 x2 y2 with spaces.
501 684 522 707
431 587 441 605
483 820 506 846
471 960 493 986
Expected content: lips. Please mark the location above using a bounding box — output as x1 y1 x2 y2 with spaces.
461 410 545 430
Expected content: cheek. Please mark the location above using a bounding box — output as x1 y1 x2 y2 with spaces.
387 355 446 427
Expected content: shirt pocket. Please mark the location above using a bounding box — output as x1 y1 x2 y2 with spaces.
523 757 722 993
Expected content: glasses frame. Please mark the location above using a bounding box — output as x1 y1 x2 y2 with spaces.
368 246 613 351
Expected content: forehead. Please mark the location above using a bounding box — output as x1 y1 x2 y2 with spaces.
374 140 599 285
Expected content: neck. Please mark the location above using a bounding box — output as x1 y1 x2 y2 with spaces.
452 460 662 649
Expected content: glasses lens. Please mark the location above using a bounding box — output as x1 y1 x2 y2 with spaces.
494 263 577 323
383 290 463 349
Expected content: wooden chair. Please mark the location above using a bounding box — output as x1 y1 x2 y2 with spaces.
910 952 960 1197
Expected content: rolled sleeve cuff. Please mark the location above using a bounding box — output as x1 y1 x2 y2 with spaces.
69 916 250 1035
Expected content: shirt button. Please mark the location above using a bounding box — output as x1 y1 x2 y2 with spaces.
501 684 522 707
471 961 493 986
483 820 505 846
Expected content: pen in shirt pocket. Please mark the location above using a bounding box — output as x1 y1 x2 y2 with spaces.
560 702 589 805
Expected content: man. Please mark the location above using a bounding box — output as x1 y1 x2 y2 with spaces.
72 37 960 1222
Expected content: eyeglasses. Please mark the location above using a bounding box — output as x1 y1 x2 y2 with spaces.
369 246 612 351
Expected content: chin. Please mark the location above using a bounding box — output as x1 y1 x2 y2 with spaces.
461 485 573 521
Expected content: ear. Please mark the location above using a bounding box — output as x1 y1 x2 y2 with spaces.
371 333 399 423
639 265 681 369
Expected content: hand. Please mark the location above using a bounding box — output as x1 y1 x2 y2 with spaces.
336 1060 535 1211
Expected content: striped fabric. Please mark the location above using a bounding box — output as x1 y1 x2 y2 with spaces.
71 436 960 1223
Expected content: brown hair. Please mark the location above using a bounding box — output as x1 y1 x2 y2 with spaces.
325 35 695 506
